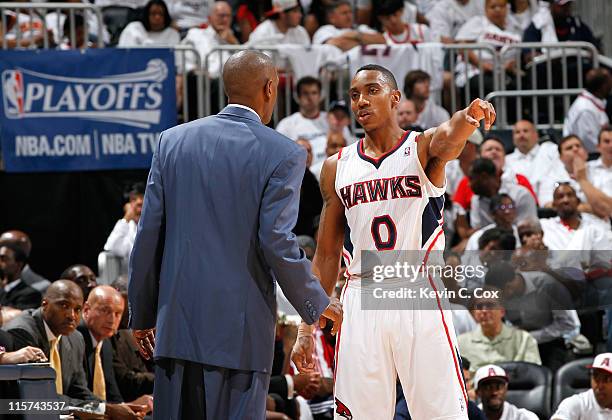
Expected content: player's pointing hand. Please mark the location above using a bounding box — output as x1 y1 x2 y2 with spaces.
466 99 496 131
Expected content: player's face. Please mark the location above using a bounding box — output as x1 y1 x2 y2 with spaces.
512 120 538 153
297 84 321 114
559 137 588 166
598 131 612 162
592 369 612 409
350 70 401 132
379 8 404 35
485 0 507 28
479 140 505 171
478 380 507 411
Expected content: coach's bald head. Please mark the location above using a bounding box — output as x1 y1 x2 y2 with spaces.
222 50 278 124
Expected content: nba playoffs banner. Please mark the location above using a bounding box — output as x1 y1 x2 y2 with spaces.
0 49 176 172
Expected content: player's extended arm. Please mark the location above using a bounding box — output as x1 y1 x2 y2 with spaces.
292 156 345 372
417 99 496 186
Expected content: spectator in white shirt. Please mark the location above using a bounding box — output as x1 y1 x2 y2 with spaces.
506 119 564 204
556 135 612 219
312 0 385 51
118 0 180 47
469 158 538 229
403 70 450 130
248 0 310 46
425 0 485 43
180 1 238 76
589 128 612 198
540 183 611 270
376 0 435 44
167 0 208 31
474 364 539 420
356 0 422 28
552 353 612 420
563 68 612 153
104 182 145 261
508 0 539 31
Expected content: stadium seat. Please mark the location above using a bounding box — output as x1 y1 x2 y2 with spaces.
498 361 553 419
552 357 593 411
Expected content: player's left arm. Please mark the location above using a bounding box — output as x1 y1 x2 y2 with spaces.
417 99 496 187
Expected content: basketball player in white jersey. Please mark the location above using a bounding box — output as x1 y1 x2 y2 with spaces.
292 64 495 419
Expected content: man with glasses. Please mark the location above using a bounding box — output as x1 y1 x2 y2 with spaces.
464 194 521 251
552 353 612 419
474 364 538 420
458 288 541 373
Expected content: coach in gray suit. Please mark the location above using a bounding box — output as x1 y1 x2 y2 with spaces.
128 51 341 419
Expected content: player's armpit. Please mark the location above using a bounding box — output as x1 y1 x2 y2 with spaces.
312 155 345 296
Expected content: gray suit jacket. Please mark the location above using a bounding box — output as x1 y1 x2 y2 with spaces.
128 106 329 373
5 308 100 405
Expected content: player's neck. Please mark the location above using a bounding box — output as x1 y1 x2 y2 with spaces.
363 125 405 156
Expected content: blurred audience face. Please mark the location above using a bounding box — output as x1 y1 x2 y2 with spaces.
0 246 24 283
592 369 612 409
501 273 526 299
469 172 499 198
297 83 322 115
63 265 98 299
329 3 353 29
397 100 417 129
327 109 350 133
485 0 508 28
296 138 313 167
479 139 506 172
551 1 572 20
209 1 233 33
552 184 580 219
130 193 144 221
492 196 516 227
283 6 303 28
512 120 538 154
326 132 345 157
148 4 165 32
517 220 546 250
378 7 404 35
472 296 505 332
42 281 83 336
83 286 125 342
559 136 588 168
478 379 508 412
410 78 430 101
598 130 612 163
0 230 32 256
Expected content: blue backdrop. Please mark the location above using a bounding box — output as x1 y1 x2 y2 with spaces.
0 48 177 172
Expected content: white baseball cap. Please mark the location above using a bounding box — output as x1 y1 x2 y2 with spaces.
588 353 612 374
266 0 300 16
474 364 509 390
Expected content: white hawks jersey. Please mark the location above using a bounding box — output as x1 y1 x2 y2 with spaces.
335 130 446 281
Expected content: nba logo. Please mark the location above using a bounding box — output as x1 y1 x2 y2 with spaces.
2 70 25 117
404 146 411 156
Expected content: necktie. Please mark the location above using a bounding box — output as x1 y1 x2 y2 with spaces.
93 342 106 401
49 337 62 394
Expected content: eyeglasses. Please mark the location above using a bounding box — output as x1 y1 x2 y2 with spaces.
494 203 515 211
554 181 571 189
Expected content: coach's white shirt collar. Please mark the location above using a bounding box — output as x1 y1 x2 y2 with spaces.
228 104 261 122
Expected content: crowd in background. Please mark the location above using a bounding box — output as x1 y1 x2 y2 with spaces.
0 0 611 419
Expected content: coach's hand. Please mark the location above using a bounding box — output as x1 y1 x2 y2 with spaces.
466 98 496 131
133 328 155 360
320 297 343 335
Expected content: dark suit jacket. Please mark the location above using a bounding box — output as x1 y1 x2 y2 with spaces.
21 265 51 293
110 329 154 401
4 308 99 405
0 329 14 352
0 280 42 310
77 324 123 403
128 105 330 373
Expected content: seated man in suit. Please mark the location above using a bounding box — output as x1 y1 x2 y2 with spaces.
5 280 144 419
79 285 152 410
0 243 42 310
0 230 51 293
60 264 98 301
0 328 46 364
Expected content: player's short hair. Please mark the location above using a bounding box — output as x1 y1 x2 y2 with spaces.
377 0 404 17
403 70 430 98
354 64 398 90
557 134 583 154
296 76 322 97
598 127 612 144
469 158 497 177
